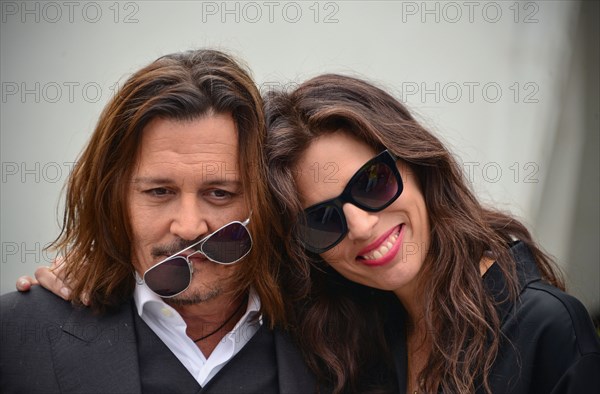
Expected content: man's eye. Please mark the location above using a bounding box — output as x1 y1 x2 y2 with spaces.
209 189 233 199
144 188 171 197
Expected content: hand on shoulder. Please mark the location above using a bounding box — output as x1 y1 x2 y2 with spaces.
14 257 89 305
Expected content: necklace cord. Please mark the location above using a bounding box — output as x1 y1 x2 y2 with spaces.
193 296 247 342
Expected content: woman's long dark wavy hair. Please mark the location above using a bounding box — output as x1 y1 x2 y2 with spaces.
265 74 564 393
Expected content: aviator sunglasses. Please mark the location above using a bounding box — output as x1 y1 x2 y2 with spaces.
137 217 252 298
298 150 403 254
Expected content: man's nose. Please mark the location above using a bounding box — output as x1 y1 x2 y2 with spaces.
343 203 379 242
170 194 209 241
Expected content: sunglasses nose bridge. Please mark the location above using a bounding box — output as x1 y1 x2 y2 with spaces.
171 253 196 273
184 250 202 274
187 249 203 258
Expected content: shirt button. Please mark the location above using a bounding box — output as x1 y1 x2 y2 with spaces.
161 307 173 318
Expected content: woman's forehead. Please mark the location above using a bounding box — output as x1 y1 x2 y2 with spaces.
294 132 377 206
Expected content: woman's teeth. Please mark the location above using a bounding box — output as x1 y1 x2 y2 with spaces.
361 230 399 260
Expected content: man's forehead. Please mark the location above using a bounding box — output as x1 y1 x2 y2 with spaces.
139 114 239 149
131 157 241 183
134 114 240 165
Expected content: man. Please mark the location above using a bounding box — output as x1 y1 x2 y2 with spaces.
1 50 316 393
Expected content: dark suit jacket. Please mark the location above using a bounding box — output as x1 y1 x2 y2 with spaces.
0 287 317 393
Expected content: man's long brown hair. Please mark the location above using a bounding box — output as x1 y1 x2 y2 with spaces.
51 49 284 324
265 74 564 393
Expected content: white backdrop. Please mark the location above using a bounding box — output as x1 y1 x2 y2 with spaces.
1 1 598 313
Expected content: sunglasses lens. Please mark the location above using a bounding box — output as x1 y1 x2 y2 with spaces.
350 161 400 209
144 257 191 297
202 222 252 264
300 205 345 252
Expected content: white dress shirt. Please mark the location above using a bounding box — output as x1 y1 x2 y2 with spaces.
133 281 262 387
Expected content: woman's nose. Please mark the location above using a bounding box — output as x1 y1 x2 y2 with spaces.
343 203 378 242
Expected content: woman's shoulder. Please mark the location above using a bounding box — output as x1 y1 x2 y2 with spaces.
489 241 600 355
490 279 600 394
517 280 600 354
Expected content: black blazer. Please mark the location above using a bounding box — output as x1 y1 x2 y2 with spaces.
391 241 600 393
0 287 317 393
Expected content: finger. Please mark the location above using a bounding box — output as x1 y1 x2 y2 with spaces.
51 257 74 299
15 276 38 292
81 291 90 306
35 265 71 300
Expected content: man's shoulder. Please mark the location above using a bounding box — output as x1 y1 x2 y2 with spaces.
1 288 141 393
2 286 137 354
2 286 135 324
1 286 75 321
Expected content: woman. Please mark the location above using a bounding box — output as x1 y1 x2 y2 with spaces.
264 74 600 393
18 74 600 393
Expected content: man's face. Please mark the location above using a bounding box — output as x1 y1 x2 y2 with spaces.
128 113 248 305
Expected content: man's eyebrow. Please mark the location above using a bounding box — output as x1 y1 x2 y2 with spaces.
131 177 241 187
131 177 173 185
204 179 242 188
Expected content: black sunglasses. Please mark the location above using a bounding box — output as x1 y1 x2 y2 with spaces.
137 218 252 298
297 150 403 254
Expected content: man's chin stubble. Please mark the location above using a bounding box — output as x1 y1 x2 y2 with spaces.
166 288 222 306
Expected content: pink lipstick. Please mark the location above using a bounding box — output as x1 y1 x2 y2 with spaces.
357 224 405 266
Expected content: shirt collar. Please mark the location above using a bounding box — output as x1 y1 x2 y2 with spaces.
133 274 261 326
133 273 167 318
482 241 542 323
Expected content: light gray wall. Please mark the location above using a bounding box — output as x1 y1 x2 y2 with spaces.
533 0 599 315
1 1 597 314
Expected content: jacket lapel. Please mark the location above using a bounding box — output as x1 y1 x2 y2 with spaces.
50 300 141 394
483 241 542 323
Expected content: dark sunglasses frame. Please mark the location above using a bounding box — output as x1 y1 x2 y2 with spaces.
137 217 252 298
298 150 402 254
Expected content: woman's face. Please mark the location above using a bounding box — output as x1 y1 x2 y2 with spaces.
295 131 430 299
